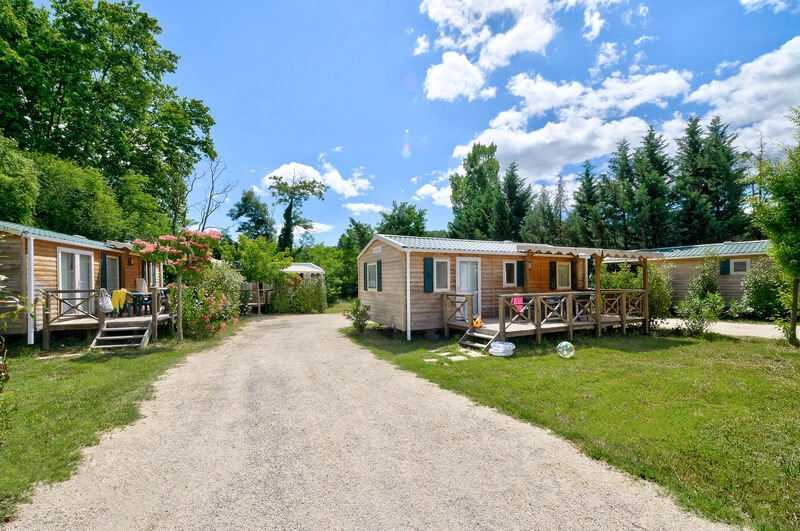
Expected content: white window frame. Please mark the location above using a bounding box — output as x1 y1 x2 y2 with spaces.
557 262 571 290
367 263 378 290
434 259 450 292
503 261 517 287
731 258 750 275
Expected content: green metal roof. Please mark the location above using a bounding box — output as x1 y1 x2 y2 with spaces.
643 240 769 259
0 220 111 250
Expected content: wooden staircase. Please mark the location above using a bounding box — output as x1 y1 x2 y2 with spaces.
458 325 499 351
90 318 152 350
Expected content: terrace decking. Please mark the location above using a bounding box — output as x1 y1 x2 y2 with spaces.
444 290 647 350
42 288 173 350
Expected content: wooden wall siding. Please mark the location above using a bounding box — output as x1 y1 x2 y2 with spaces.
359 241 408 331
662 254 768 303
526 256 576 292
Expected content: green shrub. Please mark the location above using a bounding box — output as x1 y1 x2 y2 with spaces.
270 274 326 314
741 259 788 319
598 262 674 326
687 252 720 299
676 292 725 335
170 261 243 338
343 299 371 334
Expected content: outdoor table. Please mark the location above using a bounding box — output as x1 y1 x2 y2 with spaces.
128 291 153 316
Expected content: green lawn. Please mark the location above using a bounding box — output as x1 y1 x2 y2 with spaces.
0 338 201 520
350 327 800 530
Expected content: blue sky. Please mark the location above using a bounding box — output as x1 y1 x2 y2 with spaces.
134 0 800 245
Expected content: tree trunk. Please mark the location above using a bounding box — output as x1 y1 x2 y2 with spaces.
176 272 184 342
791 277 799 347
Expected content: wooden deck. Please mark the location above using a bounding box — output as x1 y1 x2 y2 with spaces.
444 290 647 347
42 288 174 350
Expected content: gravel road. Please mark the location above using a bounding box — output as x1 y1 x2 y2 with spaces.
9 313 731 530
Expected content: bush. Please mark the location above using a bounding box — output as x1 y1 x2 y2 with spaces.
598 262 674 327
677 292 725 335
343 299 371 334
170 261 244 338
270 274 327 314
741 259 788 319
687 252 720 299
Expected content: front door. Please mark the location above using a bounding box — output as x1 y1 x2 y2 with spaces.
58 249 93 315
456 258 480 317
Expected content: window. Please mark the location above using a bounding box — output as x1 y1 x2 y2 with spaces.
732 259 750 275
434 259 449 291
503 262 516 287
557 263 571 290
367 263 378 289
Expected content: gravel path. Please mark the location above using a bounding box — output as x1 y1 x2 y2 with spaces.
9 314 731 530
661 318 784 339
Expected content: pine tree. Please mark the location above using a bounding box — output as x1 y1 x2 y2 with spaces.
630 126 675 248
674 117 717 244
448 143 504 240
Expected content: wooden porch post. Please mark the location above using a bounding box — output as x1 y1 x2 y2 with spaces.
594 253 604 338
43 292 51 351
640 257 650 335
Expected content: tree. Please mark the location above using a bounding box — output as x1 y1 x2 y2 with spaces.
703 116 750 241
570 161 604 246
32 153 122 241
133 229 221 342
674 117 718 244
337 218 374 298
375 200 427 236
630 126 675 248
603 139 636 248
448 143 504 240
269 171 327 252
237 235 292 287
520 188 561 245
752 106 800 346
493 162 532 241
115 172 172 240
295 243 344 304
0 134 39 225
191 156 235 231
228 189 275 240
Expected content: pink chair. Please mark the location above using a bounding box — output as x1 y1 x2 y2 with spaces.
511 296 524 317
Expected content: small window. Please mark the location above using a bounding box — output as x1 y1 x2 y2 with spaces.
503 261 516 286
434 259 449 291
732 259 749 275
557 263 571 290
367 263 378 289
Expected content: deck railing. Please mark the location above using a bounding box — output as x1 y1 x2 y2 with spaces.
42 287 172 350
497 289 647 342
443 292 474 336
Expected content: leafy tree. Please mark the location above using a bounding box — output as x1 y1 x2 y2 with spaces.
294 243 344 304
375 200 427 236
448 142 504 240
269 171 327 252
337 218 374 298
0 134 39 225
752 106 800 346
228 189 275 240
115 172 171 240
32 153 122 241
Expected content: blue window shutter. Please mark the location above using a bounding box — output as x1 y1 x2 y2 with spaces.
516 260 525 287
377 260 382 292
720 259 730 275
549 261 557 290
423 257 434 293
363 262 368 291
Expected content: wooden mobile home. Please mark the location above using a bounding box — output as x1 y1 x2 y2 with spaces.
357 235 661 345
644 240 770 303
0 221 164 345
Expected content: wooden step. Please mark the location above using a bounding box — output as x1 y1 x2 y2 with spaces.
91 321 152 350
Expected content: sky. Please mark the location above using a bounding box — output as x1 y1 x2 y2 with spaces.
132 0 800 245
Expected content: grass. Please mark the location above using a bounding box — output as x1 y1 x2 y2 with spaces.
0 334 219 521
349 326 800 530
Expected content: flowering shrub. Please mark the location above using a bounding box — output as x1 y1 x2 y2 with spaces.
168 261 244 339
343 299 371 334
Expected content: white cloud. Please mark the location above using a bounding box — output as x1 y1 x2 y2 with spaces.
343 202 387 216
413 183 452 207
739 0 794 13
687 36 800 149
331 146 344 152
634 34 655 46
263 159 372 199
414 35 430 55
424 51 496 101
583 7 605 41
591 41 623 76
